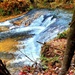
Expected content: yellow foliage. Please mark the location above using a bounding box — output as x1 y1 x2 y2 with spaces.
0 38 18 52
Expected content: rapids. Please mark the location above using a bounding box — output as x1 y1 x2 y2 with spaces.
0 9 72 67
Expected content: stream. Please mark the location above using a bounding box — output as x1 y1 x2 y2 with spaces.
0 9 72 70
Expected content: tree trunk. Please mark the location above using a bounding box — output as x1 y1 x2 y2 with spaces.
30 0 34 3
58 9 75 75
0 59 11 75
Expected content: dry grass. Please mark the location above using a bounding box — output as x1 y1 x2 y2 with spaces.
0 38 18 52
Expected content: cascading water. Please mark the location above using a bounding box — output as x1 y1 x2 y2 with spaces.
0 9 72 67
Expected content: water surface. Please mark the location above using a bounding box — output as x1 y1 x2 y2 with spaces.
0 9 72 68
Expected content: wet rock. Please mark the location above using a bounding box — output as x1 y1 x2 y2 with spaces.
0 26 9 32
0 52 14 59
0 29 34 41
13 21 22 26
12 16 29 26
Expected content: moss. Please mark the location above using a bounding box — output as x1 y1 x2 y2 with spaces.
40 55 59 63
57 29 70 39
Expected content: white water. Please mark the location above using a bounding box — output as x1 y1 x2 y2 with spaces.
0 9 72 66
0 21 13 26
12 15 56 66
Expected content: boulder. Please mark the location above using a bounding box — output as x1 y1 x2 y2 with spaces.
0 26 9 32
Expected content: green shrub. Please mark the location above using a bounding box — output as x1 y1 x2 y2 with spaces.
40 55 59 63
0 8 6 16
28 5 34 10
6 10 12 15
14 8 20 15
0 8 3 15
57 33 67 39
0 0 30 16
57 29 69 39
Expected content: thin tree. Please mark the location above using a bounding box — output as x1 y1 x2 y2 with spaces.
30 0 34 3
58 9 75 75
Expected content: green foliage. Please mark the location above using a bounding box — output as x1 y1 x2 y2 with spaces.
40 55 59 70
57 29 69 39
57 33 67 39
0 0 30 16
6 10 11 15
28 5 34 10
40 55 59 64
0 8 5 16
0 8 3 14
14 8 20 15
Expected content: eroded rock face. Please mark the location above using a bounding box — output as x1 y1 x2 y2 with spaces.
0 26 9 32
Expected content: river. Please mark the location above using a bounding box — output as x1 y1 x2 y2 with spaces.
0 9 72 72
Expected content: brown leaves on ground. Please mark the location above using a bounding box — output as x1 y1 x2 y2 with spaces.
40 38 75 75
49 38 67 55
41 38 67 58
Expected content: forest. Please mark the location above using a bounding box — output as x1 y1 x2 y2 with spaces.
0 0 75 75
0 0 74 16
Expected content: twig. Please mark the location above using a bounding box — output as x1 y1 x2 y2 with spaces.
36 41 44 45
18 50 34 62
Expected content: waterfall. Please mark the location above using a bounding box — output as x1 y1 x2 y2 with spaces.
0 9 72 66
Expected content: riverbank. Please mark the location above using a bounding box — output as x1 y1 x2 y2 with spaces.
0 11 28 22
9 38 74 75
40 38 75 75
0 2 74 22
0 7 74 75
